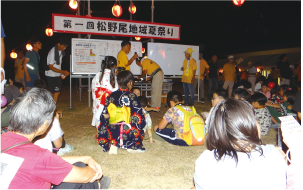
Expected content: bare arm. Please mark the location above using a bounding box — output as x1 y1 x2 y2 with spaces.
126 54 138 67
23 58 31 82
192 70 196 84
53 136 63 148
153 117 169 132
62 156 102 183
265 102 281 108
137 70 147 79
146 107 160 112
49 64 69 76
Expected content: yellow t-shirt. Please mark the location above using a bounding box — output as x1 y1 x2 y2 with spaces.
182 58 197 83
196 59 209 79
117 50 130 71
142 58 160 76
223 63 236 81
14 58 25 78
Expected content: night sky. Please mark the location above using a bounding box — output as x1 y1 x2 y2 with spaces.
1 0 301 74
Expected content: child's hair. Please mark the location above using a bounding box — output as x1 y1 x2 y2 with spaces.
132 87 140 92
232 88 250 101
167 91 183 108
261 83 268 88
283 90 297 105
258 76 266 82
250 93 267 106
117 71 134 87
33 79 47 89
279 84 290 94
138 96 148 108
100 56 117 88
214 88 228 100
243 81 251 89
13 82 24 90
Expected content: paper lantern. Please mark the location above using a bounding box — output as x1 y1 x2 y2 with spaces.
128 4 136 14
233 0 245 6
112 4 122 17
142 48 145 54
69 0 78 9
1 95 7 107
10 51 17 59
135 37 141 41
26 43 33 51
45 28 53 37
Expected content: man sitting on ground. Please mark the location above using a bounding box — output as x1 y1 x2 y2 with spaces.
1 88 110 189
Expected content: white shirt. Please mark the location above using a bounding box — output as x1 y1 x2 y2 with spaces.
34 117 64 152
45 46 63 77
249 66 257 75
194 145 287 190
255 82 262 92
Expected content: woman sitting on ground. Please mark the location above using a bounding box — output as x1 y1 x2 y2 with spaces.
193 99 287 190
98 71 146 154
153 91 196 146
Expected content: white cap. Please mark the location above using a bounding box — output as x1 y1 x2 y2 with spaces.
228 55 234 59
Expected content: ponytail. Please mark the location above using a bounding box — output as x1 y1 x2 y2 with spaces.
99 56 117 88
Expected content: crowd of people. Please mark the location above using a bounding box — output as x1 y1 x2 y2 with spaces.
1 32 302 189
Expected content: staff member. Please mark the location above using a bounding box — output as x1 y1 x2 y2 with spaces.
136 57 164 108
117 40 138 73
181 47 197 106
45 37 69 103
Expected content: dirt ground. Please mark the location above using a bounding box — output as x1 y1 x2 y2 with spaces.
57 84 277 189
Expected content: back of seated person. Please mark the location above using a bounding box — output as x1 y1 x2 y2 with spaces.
138 96 154 143
251 93 272 135
1 88 109 189
232 88 250 102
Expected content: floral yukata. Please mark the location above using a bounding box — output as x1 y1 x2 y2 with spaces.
91 69 118 127
98 87 146 152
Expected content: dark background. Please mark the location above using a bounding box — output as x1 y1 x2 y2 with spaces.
1 0 301 82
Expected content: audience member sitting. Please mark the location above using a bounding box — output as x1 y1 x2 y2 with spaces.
153 91 194 146
281 120 303 189
232 88 250 102
267 90 297 124
261 82 271 100
1 82 24 130
193 99 287 190
201 88 228 133
254 75 266 92
98 71 146 154
1 88 110 189
132 87 160 112
251 93 272 136
32 79 74 156
138 96 154 143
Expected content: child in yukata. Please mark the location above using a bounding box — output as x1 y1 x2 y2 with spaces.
132 87 160 112
251 93 272 136
138 96 154 143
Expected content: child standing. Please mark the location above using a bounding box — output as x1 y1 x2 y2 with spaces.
251 93 272 136
92 56 118 139
138 96 154 143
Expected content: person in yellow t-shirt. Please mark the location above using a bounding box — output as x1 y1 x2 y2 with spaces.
116 40 138 73
223 55 237 97
181 47 197 106
14 50 25 88
194 52 209 104
136 57 164 107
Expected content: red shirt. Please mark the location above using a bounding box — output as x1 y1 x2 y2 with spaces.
1 132 73 189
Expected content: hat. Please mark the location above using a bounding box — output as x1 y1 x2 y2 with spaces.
184 47 194 57
228 55 234 59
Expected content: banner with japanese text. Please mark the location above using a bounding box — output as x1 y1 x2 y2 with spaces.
53 14 180 40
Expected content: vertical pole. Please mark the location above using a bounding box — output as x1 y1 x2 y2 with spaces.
87 0 91 39
70 55 72 109
151 0 154 43
130 0 132 41
78 0 81 38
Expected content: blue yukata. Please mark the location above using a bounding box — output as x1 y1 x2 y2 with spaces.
98 87 146 152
